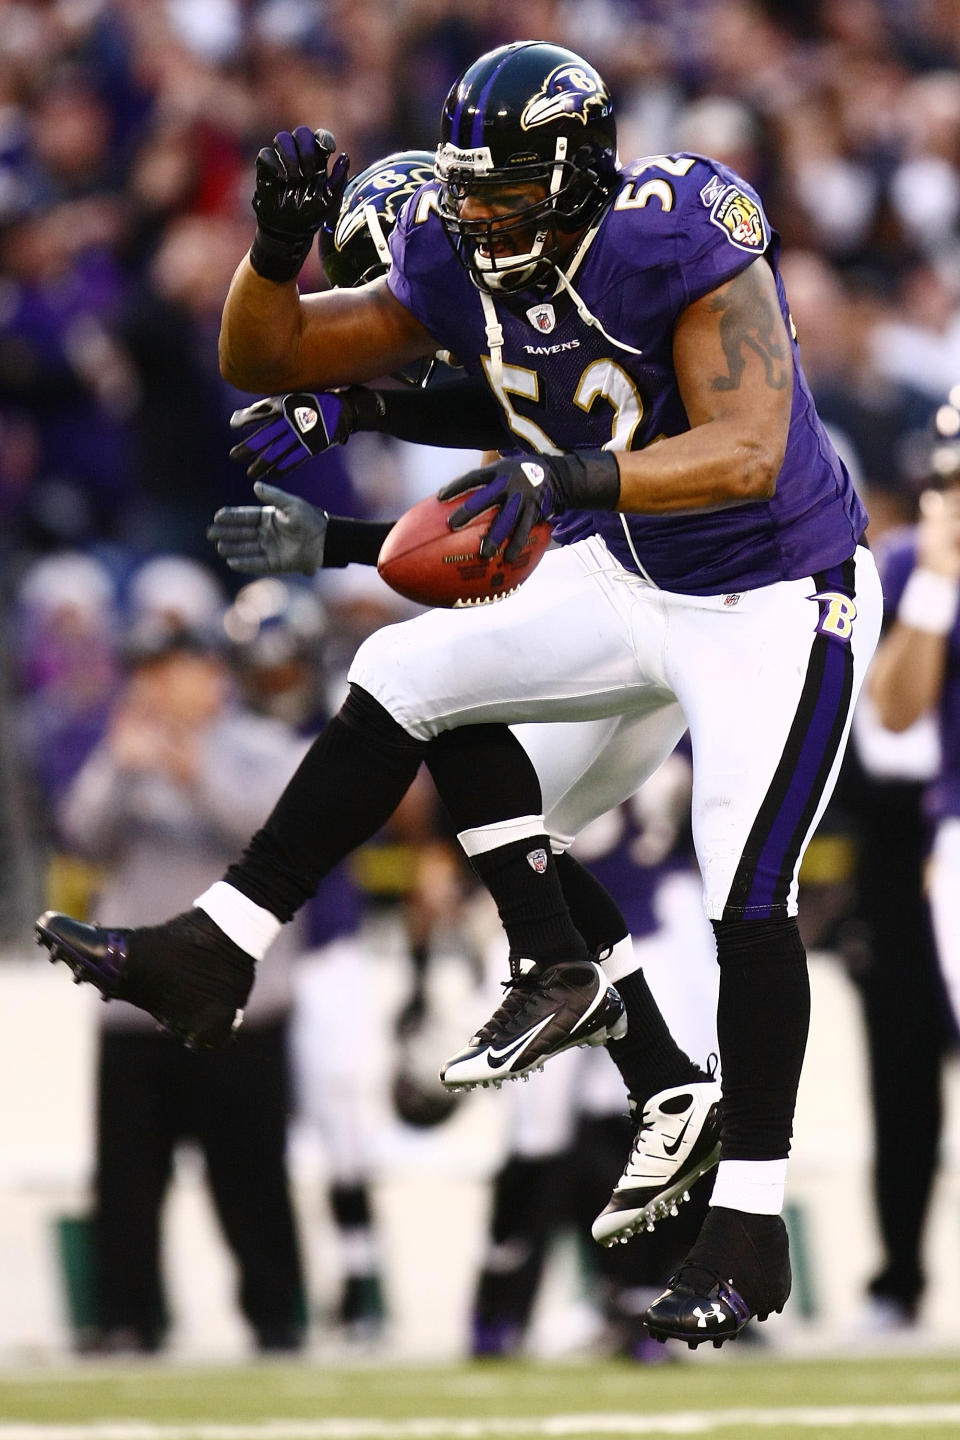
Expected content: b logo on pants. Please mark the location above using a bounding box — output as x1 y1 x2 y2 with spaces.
810 590 857 641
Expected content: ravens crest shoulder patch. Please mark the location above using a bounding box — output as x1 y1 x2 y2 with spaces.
708 185 767 252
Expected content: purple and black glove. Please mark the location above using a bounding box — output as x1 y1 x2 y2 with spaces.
229 388 383 479
438 452 621 562
249 126 349 283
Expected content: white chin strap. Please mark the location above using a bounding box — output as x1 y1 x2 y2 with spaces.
475 230 549 292
362 202 392 270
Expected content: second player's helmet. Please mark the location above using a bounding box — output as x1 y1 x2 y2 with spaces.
435 40 618 291
319 150 436 289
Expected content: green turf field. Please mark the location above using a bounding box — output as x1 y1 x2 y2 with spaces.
1 1353 960 1439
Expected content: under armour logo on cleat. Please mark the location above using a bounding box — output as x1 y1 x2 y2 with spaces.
693 1303 726 1328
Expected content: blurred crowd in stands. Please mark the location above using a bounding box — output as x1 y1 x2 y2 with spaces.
5 0 960 1357
3 0 960 580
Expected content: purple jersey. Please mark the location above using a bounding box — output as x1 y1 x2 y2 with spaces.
878 530 960 821
387 153 867 595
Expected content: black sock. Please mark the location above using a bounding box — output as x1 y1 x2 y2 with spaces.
552 852 704 1102
606 968 707 1105
470 836 590 965
714 916 809 1159
553 851 630 955
225 685 426 920
426 725 588 965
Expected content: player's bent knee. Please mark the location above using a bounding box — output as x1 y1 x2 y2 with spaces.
347 620 451 740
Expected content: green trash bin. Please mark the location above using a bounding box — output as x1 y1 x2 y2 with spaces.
53 1213 100 1348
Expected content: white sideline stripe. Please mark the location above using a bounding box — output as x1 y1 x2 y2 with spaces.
4 1407 960 1437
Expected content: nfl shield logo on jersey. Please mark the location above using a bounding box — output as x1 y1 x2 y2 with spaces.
294 405 318 434
526 303 556 334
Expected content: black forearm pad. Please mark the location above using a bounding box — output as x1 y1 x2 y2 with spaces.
248 227 313 283
557 450 621 510
364 379 511 450
323 517 395 568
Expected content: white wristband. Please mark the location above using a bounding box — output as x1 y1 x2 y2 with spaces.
897 567 960 635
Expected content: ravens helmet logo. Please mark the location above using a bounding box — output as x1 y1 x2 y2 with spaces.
521 63 612 130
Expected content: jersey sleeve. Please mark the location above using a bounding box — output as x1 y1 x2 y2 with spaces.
385 187 463 344
671 156 775 310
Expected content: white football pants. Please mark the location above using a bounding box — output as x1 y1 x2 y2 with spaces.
350 535 882 921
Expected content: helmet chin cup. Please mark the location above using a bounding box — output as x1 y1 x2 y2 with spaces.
473 230 550 292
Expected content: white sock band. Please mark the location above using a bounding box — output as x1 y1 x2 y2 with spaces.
598 934 639 984
897 567 960 634
710 1158 787 1215
193 881 281 960
457 814 544 858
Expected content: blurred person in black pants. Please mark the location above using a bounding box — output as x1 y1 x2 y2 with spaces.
55 604 310 1353
827 694 951 1332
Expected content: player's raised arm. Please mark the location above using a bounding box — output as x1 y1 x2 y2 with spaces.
218 126 436 393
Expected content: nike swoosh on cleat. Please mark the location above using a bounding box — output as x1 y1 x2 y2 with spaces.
486 1013 555 1069
662 1113 693 1157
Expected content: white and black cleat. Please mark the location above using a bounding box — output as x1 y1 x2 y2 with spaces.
592 1080 723 1247
440 958 626 1090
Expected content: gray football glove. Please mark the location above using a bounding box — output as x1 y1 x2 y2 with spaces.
207 481 328 575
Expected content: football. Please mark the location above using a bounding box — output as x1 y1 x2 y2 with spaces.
377 493 552 608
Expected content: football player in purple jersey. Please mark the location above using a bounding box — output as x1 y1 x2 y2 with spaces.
37 42 883 1345
213 149 723 1259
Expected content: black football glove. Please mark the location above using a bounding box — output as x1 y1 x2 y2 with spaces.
228 389 380 479
439 452 621 562
207 481 329 575
249 126 349 283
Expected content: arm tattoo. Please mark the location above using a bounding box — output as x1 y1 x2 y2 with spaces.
709 266 790 392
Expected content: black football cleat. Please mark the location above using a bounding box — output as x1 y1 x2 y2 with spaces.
643 1206 791 1349
591 1080 723 1246
440 957 626 1089
35 908 255 1049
